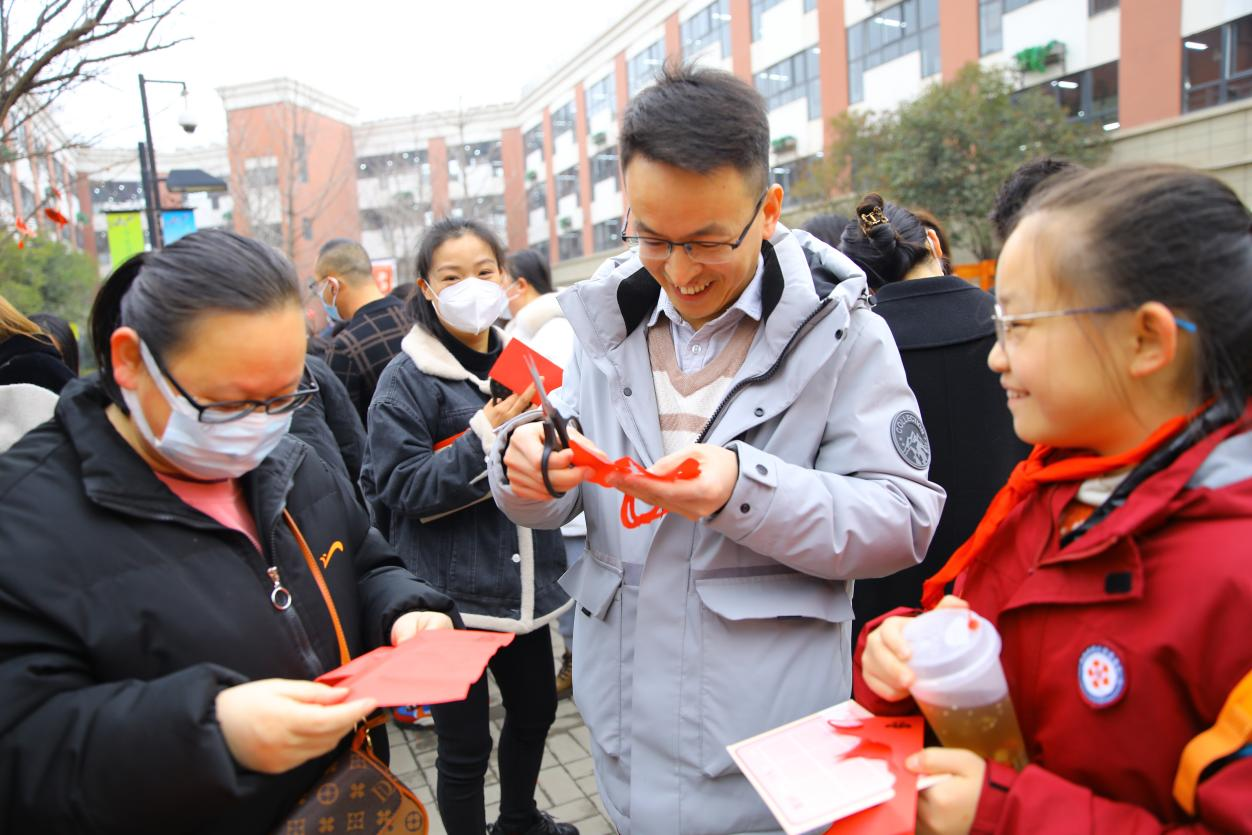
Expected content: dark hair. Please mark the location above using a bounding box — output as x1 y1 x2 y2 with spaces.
989 157 1085 243
90 229 302 404
910 207 952 274
411 218 507 333
315 238 373 284
1027 163 1252 408
801 214 853 249
506 249 554 295
837 193 936 289
389 282 420 305
619 62 770 194
29 312 79 376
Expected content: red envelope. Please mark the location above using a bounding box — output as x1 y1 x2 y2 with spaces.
317 630 514 707
822 716 923 835
490 339 563 406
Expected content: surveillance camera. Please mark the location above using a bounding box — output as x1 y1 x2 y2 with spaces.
178 111 197 134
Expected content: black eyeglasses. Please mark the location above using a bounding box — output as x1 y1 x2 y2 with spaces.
149 348 319 424
620 190 768 265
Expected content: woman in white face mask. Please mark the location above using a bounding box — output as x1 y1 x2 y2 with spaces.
361 219 578 835
0 230 459 834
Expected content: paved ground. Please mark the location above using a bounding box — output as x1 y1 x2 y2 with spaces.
388 627 614 835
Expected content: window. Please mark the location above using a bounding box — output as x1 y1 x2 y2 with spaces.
360 209 384 231
89 180 144 205
591 147 620 188
979 0 1003 55
593 217 623 252
244 156 278 188
1003 0 1037 10
551 102 576 140
454 141 503 175
1089 0 1116 14
770 156 821 206
356 150 426 179
524 124 545 159
530 241 550 260
558 231 583 261
847 0 941 104
294 134 308 183
629 40 665 96
804 0 817 10
1183 15 1252 113
302 218 313 240
750 0 786 42
1023 61 1119 129
527 183 547 212
210 194 221 210
682 0 731 60
587 71 617 127
555 165 580 204
756 49 822 120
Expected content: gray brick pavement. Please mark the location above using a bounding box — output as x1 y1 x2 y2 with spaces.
388 627 613 835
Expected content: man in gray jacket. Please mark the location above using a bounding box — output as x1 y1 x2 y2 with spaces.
487 64 944 834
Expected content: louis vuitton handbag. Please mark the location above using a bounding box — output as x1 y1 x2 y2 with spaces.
272 510 430 835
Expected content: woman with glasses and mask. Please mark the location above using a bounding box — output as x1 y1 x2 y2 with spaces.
361 219 575 835
0 229 459 834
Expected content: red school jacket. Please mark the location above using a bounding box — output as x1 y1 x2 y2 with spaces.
853 408 1252 834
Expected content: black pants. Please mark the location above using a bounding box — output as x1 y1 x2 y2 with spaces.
430 626 557 835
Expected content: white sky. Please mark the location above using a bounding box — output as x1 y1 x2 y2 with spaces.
53 0 636 158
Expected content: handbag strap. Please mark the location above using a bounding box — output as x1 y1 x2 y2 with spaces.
282 509 351 666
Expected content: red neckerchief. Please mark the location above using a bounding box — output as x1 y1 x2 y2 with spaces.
920 411 1196 609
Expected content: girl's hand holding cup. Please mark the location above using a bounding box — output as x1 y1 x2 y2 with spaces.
862 596 970 701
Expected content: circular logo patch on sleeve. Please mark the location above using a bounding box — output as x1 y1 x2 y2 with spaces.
891 411 931 470
1078 644 1127 708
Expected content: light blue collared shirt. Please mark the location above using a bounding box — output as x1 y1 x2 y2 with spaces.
646 256 764 374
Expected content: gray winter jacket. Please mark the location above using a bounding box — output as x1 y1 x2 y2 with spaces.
488 226 944 834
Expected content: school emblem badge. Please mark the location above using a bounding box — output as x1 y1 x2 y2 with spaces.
1078 644 1127 708
890 411 931 470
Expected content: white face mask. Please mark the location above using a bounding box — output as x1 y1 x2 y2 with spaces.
122 340 293 481
433 278 508 334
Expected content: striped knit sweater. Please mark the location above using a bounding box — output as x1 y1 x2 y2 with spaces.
647 317 758 455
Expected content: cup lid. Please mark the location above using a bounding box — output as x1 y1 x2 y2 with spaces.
904 609 1000 680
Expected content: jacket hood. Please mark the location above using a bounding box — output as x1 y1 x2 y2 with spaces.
509 292 565 341
559 223 868 360
50 375 306 529
0 332 61 366
400 324 500 396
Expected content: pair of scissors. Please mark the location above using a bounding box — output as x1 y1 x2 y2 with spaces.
526 356 576 498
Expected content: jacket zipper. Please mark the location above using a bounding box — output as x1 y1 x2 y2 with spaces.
266 524 327 678
694 297 835 445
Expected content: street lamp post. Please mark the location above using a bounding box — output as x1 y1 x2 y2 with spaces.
137 74 193 250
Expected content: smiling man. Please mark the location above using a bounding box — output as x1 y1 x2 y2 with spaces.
487 64 944 834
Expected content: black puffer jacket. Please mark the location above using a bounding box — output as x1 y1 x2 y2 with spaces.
0 377 458 834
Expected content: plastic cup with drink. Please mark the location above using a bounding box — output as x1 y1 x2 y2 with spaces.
903 609 1029 770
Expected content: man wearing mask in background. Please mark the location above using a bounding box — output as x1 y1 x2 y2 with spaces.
315 239 412 424
486 63 944 833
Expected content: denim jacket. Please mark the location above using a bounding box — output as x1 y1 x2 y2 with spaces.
361 324 570 632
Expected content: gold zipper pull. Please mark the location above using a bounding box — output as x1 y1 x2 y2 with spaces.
267 566 292 611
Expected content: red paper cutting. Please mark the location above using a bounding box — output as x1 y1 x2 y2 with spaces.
490 339 563 406
822 716 923 835
567 437 701 528
317 629 514 707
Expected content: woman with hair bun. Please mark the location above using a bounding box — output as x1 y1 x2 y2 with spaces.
838 194 1027 642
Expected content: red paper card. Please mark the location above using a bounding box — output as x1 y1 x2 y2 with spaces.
317 630 514 707
728 701 924 835
489 339 563 406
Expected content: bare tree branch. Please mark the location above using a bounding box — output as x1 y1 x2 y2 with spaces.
0 0 187 149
